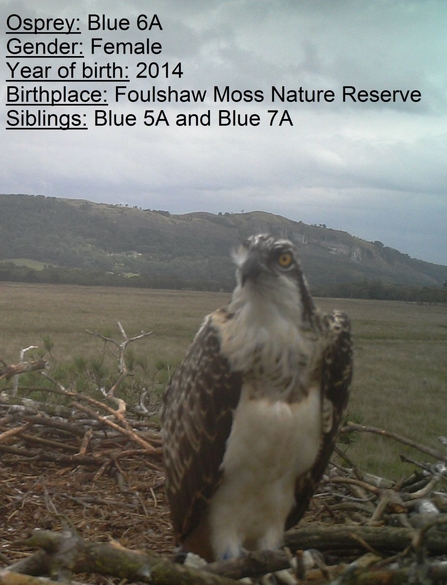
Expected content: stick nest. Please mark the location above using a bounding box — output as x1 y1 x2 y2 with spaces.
1 328 447 584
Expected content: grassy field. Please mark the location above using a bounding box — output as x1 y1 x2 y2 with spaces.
0 258 50 270
1 282 446 480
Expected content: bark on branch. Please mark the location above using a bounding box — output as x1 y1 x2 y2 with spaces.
345 422 447 463
9 530 239 585
284 524 447 556
0 359 47 381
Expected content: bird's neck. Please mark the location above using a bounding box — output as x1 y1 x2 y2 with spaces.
220 288 317 399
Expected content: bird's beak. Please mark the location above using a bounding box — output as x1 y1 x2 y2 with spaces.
240 250 262 286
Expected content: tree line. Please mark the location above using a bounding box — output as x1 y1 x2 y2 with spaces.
1 261 446 304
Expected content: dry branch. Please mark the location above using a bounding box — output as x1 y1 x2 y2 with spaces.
203 549 298 580
325 556 447 585
85 321 152 398
9 530 239 585
284 524 447 556
72 401 156 452
0 424 31 444
345 422 447 463
2 327 447 584
0 570 85 585
0 360 47 381
0 323 161 479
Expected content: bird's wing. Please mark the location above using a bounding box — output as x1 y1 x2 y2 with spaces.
161 310 242 544
286 309 352 530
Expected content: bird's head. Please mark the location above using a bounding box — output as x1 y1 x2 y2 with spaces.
231 234 315 322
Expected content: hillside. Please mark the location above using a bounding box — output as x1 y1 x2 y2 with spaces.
0 194 445 292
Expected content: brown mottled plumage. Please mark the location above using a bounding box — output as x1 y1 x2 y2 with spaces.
161 234 352 561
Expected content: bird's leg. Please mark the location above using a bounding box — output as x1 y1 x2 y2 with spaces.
220 543 245 560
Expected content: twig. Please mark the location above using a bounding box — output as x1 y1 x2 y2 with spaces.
0 569 86 585
411 516 447 566
0 359 47 382
73 402 156 452
0 424 31 444
329 476 382 496
204 550 293 580
368 489 405 525
13 347 39 395
10 529 240 585
404 475 441 501
0 425 79 453
284 525 447 556
346 422 447 463
85 322 152 397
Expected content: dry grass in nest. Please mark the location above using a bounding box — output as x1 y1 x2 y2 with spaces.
1 456 174 565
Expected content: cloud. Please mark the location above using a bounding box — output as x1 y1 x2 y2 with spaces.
1 0 446 265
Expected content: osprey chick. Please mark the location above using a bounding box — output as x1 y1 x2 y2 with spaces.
161 234 352 561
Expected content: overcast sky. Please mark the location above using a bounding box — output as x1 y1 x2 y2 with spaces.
1 0 446 265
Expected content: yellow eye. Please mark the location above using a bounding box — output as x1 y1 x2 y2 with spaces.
277 252 293 268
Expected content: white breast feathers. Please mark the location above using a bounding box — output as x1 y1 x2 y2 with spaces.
208 385 322 559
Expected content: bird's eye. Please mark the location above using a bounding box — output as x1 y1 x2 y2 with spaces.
277 252 293 269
